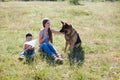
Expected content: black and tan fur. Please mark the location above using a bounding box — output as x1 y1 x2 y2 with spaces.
60 21 82 53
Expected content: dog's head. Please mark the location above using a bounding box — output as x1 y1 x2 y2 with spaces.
60 21 72 35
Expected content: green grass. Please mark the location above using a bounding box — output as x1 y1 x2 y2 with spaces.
0 1 120 80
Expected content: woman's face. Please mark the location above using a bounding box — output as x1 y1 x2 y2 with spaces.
45 20 50 29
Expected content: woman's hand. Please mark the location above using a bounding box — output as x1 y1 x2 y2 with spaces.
51 29 63 34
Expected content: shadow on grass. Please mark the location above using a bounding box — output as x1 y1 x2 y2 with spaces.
68 47 85 66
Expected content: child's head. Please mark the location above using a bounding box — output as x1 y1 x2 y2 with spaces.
26 33 32 41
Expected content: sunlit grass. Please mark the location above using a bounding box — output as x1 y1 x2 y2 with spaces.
0 1 120 80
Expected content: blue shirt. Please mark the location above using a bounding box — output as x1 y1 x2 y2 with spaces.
41 29 49 43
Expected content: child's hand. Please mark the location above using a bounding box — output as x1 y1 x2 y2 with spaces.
24 44 34 50
27 45 32 50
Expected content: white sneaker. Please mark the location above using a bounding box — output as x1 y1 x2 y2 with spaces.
57 56 63 61
54 57 59 61
19 54 24 59
58 57 63 61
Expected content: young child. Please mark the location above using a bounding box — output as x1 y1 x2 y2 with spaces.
19 33 36 63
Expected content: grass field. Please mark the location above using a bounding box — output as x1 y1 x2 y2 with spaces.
0 1 120 80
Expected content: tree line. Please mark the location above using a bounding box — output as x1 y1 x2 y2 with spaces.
0 0 120 5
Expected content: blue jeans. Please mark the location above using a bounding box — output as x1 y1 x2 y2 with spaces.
39 42 59 57
20 50 35 58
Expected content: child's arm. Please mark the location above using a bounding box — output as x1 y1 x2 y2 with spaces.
24 44 34 51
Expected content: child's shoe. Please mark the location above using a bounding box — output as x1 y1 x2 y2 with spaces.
18 54 24 61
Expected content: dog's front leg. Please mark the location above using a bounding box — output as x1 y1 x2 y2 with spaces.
64 41 68 53
70 43 74 54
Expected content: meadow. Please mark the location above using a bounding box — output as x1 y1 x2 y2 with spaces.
0 1 120 80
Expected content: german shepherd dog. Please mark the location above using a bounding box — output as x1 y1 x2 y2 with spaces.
60 21 82 54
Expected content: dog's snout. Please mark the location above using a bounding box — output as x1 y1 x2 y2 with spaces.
60 28 65 33
64 30 67 33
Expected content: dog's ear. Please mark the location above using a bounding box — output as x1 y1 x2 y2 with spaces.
69 24 72 28
65 22 68 26
61 21 64 25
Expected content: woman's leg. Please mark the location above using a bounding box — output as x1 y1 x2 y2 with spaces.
40 43 53 57
47 43 59 56
47 43 63 60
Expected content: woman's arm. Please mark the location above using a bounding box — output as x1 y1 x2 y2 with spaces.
51 29 63 34
38 31 46 45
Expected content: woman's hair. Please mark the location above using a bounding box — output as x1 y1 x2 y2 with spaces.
42 18 53 43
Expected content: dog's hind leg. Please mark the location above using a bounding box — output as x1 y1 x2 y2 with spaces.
75 43 81 48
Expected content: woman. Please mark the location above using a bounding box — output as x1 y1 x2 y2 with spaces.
38 18 63 61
